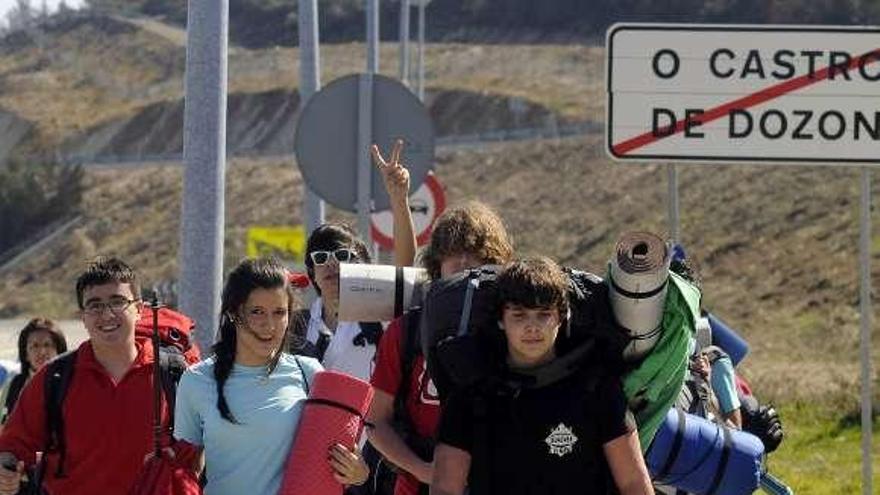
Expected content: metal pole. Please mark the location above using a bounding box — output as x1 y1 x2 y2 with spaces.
667 163 680 243
417 1 425 101
356 74 374 245
180 0 228 353
859 167 873 495
366 0 379 73
298 0 325 234
399 0 411 85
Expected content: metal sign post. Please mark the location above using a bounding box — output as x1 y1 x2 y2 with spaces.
366 0 379 74
667 163 680 243
179 0 228 353
298 0 324 234
357 74 374 246
859 167 873 495
417 0 427 100
399 0 411 85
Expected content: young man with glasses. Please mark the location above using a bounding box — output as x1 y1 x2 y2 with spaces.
0 257 174 495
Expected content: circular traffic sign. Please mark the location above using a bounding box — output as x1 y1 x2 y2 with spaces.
370 172 445 250
295 74 435 212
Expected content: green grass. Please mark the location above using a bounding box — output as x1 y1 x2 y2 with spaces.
767 402 878 494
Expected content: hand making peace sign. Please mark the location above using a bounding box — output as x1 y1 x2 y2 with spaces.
371 138 411 206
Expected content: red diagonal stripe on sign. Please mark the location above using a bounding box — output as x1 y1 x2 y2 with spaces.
612 49 880 156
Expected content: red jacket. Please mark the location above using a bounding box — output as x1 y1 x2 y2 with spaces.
0 339 171 495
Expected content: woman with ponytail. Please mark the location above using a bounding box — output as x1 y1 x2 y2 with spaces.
173 258 369 495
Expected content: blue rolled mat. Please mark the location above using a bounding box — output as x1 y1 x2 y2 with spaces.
706 313 749 366
646 408 764 495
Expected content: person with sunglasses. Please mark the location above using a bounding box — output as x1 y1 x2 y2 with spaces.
0 257 176 495
291 139 416 382
287 141 416 495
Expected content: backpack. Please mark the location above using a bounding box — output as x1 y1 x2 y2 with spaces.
41 309 193 480
287 308 383 361
420 265 628 399
135 307 201 365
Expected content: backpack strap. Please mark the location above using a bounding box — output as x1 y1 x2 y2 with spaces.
287 309 319 358
293 355 310 396
44 350 77 478
156 346 188 432
394 308 422 425
3 373 27 422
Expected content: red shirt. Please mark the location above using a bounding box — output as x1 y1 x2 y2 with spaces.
371 317 441 495
0 339 171 495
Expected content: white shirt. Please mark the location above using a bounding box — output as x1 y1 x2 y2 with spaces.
306 298 377 381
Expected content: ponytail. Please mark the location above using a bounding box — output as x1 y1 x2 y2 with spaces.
213 314 239 423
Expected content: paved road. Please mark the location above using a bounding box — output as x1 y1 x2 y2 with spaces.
0 320 88 362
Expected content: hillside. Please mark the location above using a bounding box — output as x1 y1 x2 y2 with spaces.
0 14 876 413
1 138 877 409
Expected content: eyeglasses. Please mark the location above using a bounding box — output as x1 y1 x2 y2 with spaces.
309 248 358 266
82 297 139 316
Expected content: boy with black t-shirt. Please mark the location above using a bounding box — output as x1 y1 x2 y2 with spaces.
431 257 654 495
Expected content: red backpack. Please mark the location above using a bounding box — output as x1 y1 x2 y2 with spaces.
135 307 201 365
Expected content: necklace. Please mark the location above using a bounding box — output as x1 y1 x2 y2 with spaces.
256 363 272 386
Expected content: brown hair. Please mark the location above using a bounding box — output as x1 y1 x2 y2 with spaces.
421 201 513 280
75 257 140 309
497 256 569 319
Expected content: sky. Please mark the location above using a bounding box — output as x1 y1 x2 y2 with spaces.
0 0 85 25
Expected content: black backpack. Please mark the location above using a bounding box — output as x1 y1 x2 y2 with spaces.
419 265 628 399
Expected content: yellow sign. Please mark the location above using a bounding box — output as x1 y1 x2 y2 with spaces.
246 226 307 263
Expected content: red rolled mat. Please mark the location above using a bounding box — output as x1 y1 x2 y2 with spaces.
278 370 374 495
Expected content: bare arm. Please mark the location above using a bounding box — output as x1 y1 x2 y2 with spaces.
604 430 654 495
366 389 432 484
723 408 743 429
372 140 417 267
429 443 470 495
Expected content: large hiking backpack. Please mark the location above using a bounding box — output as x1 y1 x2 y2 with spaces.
420 265 628 398
135 307 201 365
41 308 193 481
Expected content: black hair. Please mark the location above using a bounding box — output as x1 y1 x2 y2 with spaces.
75 257 141 309
212 258 294 423
304 223 371 295
17 318 67 377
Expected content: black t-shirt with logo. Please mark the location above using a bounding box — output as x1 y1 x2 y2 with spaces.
438 368 636 495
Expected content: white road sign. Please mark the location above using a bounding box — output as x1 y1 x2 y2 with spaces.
371 172 445 250
606 24 880 163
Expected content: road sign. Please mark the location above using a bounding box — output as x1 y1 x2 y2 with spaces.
606 24 880 164
246 226 307 263
295 74 435 212
370 172 445 250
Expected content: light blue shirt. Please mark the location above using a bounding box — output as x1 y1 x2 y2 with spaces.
174 353 323 495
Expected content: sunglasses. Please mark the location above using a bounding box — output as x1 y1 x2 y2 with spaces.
309 248 358 266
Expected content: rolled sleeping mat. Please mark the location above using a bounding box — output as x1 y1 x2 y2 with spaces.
646 408 764 495
706 313 750 366
338 263 429 322
609 231 671 362
278 371 374 495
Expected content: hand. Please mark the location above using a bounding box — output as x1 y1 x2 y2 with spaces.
0 458 23 495
371 139 411 206
690 353 711 380
413 460 434 485
328 443 369 486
